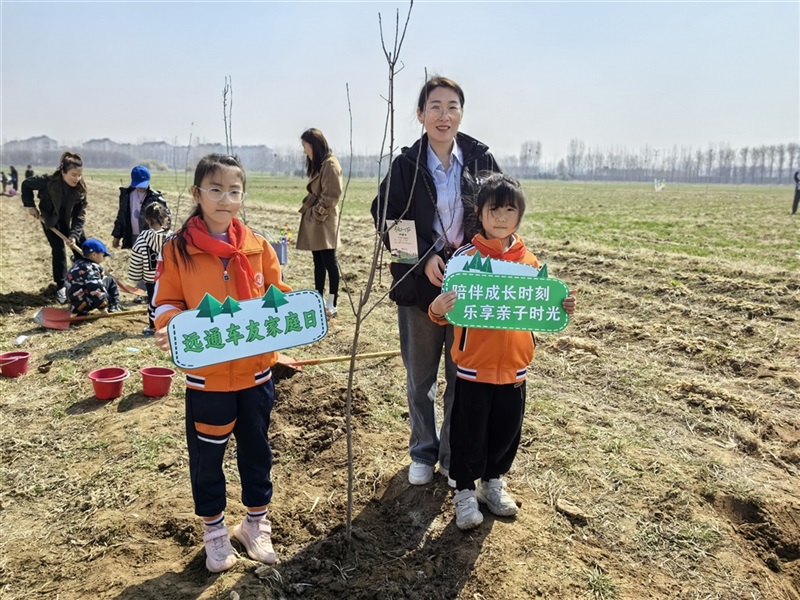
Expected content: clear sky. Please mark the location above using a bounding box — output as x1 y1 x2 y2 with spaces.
1 1 798 161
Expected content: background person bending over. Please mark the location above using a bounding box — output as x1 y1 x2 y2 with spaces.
21 151 88 303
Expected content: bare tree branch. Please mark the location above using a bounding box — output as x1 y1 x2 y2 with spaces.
341 0 414 541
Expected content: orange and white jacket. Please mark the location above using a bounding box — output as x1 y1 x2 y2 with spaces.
429 234 540 385
153 226 291 392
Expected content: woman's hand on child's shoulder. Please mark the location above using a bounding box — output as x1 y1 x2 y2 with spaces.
563 290 577 315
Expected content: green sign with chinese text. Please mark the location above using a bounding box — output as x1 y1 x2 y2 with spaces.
441 261 570 333
167 287 327 369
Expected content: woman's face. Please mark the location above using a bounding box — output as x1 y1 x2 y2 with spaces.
302 140 313 160
61 167 83 187
417 86 463 149
192 165 244 234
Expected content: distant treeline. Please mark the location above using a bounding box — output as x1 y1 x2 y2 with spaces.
3 136 798 184
518 139 800 185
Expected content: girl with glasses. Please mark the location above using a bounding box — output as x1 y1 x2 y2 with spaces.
370 76 502 488
152 154 290 573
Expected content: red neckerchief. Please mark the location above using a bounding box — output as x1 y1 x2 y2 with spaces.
184 216 256 299
471 233 527 262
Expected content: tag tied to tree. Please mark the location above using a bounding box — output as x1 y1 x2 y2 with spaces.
167 287 327 369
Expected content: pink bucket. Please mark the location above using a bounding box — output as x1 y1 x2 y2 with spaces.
140 366 176 397
88 367 130 400
0 351 30 377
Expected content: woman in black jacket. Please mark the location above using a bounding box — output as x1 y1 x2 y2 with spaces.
371 76 501 487
112 165 171 249
21 151 88 303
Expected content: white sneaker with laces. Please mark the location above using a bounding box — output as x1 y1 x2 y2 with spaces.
476 478 519 517
408 461 434 485
233 516 277 565
203 525 238 573
453 489 484 530
55 287 67 304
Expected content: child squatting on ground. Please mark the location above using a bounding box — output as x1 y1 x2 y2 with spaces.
66 238 120 316
428 174 577 531
127 202 172 336
152 154 290 573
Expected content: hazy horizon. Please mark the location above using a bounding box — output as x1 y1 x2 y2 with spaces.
2 1 798 162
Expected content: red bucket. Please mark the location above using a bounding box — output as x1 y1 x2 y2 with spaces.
88 367 130 400
0 351 31 377
140 366 176 397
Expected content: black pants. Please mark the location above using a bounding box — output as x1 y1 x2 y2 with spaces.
185 381 275 517
145 282 155 328
312 249 339 302
42 224 84 289
792 191 800 215
449 378 526 491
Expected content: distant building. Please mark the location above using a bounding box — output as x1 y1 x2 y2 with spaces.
83 137 120 152
1 135 60 166
0 136 273 172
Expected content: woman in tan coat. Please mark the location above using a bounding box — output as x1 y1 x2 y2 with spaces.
296 128 343 317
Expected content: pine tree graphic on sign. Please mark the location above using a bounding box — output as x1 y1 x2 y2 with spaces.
466 254 493 273
261 285 289 312
196 293 223 323
220 296 242 317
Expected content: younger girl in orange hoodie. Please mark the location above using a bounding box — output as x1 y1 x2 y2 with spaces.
429 173 576 531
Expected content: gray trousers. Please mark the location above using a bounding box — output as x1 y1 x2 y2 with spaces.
397 304 457 471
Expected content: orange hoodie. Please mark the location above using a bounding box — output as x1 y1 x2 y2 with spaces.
429 234 541 385
153 225 291 392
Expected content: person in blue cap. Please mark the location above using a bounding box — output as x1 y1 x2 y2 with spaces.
111 165 170 249
66 238 121 316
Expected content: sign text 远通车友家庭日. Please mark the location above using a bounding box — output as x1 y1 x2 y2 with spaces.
166 287 327 369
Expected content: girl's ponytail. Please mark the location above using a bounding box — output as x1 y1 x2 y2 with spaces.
173 204 203 269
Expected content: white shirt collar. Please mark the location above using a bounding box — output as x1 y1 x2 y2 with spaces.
426 139 463 172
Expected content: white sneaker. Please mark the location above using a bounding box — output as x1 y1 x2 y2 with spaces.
408 461 434 485
476 478 519 517
453 489 483 530
203 525 238 573
325 306 338 318
55 287 67 304
438 466 456 488
233 516 277 565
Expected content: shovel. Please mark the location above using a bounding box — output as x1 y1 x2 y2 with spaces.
33 306 148 330
273 350 401 379
46 225 146 297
